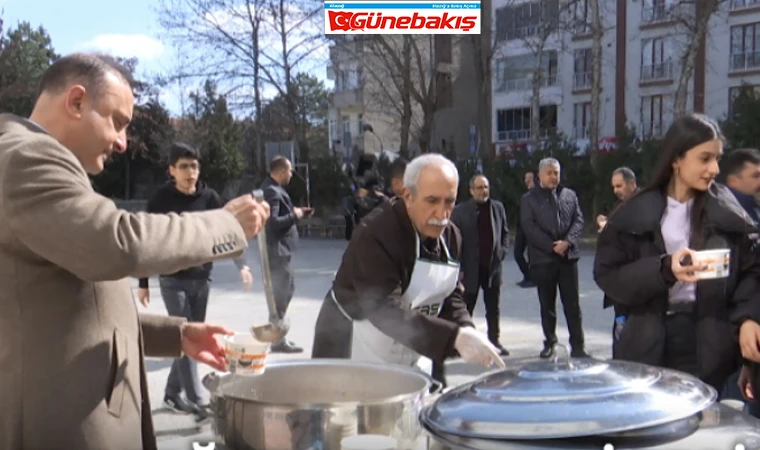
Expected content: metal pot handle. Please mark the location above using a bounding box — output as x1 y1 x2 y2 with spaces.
552 343 573 368
429 379 444 394
202 372 221 395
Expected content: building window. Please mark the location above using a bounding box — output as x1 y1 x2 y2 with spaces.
494 51 558 92
495 105 558 141
729 84 760 114
730 23 760 71
641 0 672 24
730 0 760 11
341 116 353 151
572 0 589 34
641 95 665 137
336 68 360 92
641 37 673 82
495 0 560 43
573 49 592 89
573 102 591 139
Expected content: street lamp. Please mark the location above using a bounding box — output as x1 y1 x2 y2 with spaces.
362 123 384 153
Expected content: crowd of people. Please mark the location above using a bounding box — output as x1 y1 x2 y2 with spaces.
2 52 760 449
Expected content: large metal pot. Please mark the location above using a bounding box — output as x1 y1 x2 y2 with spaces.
421 347 760 450
202 359 441 450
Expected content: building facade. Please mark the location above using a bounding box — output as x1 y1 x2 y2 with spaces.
326 34 484 161
491 0 760 156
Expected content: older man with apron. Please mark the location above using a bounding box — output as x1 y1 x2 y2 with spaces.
312 154 505 383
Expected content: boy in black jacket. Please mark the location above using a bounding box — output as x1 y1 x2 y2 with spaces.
137 143 251 420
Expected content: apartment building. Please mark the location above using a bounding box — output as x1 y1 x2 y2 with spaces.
326 35 392 161
491 0 760 156
326 34 483 161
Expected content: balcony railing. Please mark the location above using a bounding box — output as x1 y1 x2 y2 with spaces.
574 71 591 89
641 61 673 82
497 73 558 93
496 128 555 142
641 3 672 23
331 88 363 109
730 51 760 71
730 0 760 9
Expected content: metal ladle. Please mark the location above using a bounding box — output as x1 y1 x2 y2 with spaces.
249 189 290 343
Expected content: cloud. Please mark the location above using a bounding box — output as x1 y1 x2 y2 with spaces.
78 34 165 62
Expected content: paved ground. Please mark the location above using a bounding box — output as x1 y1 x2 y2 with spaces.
136 238 614 445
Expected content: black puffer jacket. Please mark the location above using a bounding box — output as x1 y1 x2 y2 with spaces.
594 184 760 389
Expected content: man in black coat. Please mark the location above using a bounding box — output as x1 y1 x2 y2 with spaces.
598 166 639 354
452 174 510 356
520 158 588 359
261 156 312 353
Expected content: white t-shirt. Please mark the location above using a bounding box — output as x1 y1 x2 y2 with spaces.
660 196 696 303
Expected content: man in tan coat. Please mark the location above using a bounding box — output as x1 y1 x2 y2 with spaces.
0 53 270 450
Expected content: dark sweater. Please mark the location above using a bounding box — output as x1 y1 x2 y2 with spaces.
137 181 246 288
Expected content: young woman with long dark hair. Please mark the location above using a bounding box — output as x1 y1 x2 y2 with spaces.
594 113 760 393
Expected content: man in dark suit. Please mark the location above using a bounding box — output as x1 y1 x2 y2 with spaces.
261 156 311 353
451 174 510 355
520 158 588 359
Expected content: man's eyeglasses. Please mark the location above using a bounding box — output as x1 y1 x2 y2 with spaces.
473 185 489 190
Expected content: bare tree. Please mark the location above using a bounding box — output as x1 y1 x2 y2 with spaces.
329 35 414 154
157 0 325 166
343 35 452 154
588 0 605 217
669 0 724 116
259 0 325 161
470 0 496 159
157 0 268 169
567 0 613 203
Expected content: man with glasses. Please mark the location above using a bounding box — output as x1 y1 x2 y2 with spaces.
451 174 510 355
137 142 252 421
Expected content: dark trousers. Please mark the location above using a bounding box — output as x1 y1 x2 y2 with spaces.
663 312 699 376
513 227 531 281
159 277 210 404
270 255 294 318
463 269 502 343
532 260 584 349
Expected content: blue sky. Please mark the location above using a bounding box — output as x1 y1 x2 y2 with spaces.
1 0 332 116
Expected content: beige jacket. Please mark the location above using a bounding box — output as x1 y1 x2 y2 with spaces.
0 114 248 450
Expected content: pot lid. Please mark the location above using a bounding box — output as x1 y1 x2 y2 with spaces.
421 346 717 440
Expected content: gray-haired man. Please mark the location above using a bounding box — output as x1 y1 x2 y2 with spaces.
312 154 505 386
520 158 587 359
597 167 638 231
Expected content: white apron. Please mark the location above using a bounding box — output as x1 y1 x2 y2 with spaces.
331 233 460 369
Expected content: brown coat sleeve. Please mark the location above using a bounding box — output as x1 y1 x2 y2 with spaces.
0 136 248 282
140 313 186 358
